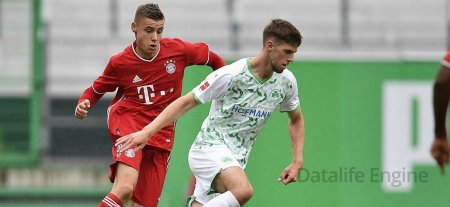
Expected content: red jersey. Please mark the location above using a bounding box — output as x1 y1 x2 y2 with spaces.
79 38 214 151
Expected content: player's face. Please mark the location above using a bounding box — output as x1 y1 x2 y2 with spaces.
132 17 164 59
268 41 297 73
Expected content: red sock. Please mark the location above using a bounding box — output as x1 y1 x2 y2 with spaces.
98 193 123 207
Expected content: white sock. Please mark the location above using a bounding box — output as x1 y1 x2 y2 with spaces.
203 191 240 207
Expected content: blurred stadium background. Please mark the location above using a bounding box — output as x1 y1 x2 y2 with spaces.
1 0 450 206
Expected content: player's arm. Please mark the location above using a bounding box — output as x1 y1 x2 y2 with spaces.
74 87 104 119
183 40 225 70
74 60 119 120
432 64 450 173
206 50 226 70
434 65 450 139
116 92 199 152
279 107 304 185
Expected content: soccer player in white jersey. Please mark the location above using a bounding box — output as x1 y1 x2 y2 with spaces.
116 19 304 207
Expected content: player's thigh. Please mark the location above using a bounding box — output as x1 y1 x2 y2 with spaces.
189 147 240 192
112 162 139 191
212 166 251 193
132 146 170 207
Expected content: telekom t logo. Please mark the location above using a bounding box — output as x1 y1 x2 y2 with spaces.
137 84 174 105
382 81 434 192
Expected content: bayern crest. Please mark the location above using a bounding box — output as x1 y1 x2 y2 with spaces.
165 60 176 74
125 149 136 158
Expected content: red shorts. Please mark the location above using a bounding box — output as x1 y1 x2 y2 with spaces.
109 144 171 207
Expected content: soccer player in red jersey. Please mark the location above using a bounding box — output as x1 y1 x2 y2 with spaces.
74 3 225 207
432 49 450 175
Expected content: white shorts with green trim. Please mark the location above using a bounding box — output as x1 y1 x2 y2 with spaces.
188 146 242 204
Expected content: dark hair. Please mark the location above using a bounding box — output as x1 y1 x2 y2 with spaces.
263 19 302 47
134 3 165 22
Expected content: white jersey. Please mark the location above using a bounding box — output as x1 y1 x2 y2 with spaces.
191 58 300 168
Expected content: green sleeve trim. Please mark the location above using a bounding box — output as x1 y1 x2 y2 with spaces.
280 103 300 113
191 91 203 105
186 196 196 207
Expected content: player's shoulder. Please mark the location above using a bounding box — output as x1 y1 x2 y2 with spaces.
109 44 133 66
280 68 297 83
229 58 248 67
228 58 249 71
204 58 247 83
218 58 248 75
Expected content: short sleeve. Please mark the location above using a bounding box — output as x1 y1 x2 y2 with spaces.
92 59 120 94
78 58 119 107
184 41 210 66
280 71 300 112
192 69 233 104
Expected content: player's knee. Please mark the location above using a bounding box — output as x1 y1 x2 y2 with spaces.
114 183 135 199
241 184 254 201
233 183 253 203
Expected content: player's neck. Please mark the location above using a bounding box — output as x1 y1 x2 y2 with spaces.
249 54 274 80
134 44 158 60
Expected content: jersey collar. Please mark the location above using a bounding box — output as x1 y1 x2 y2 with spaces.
246 58 273 84
131 41 160 62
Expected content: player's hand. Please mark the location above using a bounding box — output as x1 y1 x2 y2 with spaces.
74 99 90 119
115 130 148 153
431 137 450 175
278 162 302 185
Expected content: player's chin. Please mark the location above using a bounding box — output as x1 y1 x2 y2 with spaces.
274 67 285 73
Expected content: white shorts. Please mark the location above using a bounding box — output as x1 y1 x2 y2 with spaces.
188 146 242 204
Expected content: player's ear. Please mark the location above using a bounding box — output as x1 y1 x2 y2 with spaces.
266 40 274 50
131 22 137 33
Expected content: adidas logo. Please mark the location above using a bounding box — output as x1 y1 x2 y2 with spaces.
132 75 142 83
